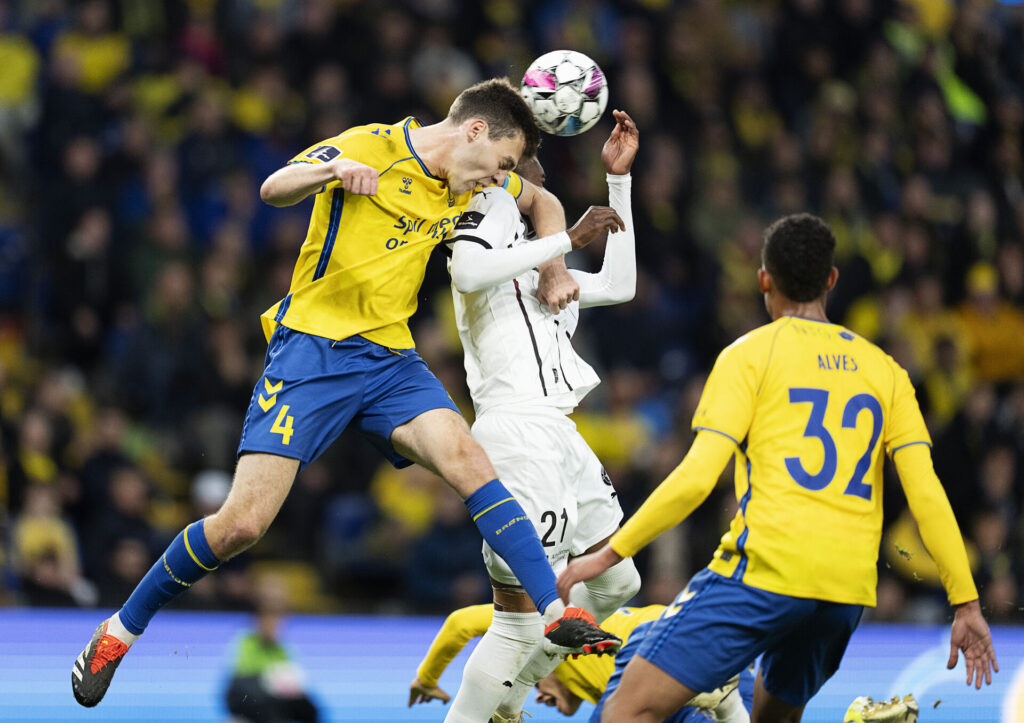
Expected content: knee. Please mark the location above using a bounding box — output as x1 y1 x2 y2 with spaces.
594 558 642 604
208 512 268 559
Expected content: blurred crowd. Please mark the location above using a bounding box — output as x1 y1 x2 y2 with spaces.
0 0 1022 624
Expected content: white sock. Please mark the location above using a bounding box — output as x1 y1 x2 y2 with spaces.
444 610 542 723
540 597 565 626
106 612 140 646
569 558 641 623
494 640 560 719
714 689 750 723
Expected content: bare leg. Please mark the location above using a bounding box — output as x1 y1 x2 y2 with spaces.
390 407 496 497
601 655 698 723
204 452 301 559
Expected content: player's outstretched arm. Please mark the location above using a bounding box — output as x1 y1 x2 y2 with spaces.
557 430 734 600
408 603 492 706
600 109 639 176
948 599 998 689
260 157 379 207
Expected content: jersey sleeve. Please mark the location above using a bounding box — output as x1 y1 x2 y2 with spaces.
287 133 371 193
499 171 524 199
691 339 759 445
447 188 521 249
414 604 492 687
884 361 932 456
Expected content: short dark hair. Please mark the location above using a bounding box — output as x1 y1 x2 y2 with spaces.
448 78 541 158
762 213 836 302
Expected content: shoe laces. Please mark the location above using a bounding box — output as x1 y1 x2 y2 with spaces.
90 634 128 675
561 606 597 624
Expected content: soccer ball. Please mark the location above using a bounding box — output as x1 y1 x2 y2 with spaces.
520 50 608 137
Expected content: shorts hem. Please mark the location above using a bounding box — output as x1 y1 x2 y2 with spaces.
237 444 308 465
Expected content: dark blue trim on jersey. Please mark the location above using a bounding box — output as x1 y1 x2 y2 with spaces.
274 293 293 322
890 440 932 455
378 156 415 179
732 440 753 581
404 118 440 179
693 426 740 447
501 173 524 199
313 190 344 281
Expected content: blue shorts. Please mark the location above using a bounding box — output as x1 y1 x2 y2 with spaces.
237 327 459 468
636 568 862 708
592 618 754 723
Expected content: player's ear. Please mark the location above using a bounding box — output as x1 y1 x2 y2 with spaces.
826 266 839 291
757 268 771 294
465 119 487 142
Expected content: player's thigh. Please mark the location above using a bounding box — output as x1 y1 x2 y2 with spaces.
636 569 805 696
759 600 863 709
569 439 622 557
205 452 300 557
473 411 578 583
390 407 495 496
751 667 804 723
601 655 698 723
237 327 366 466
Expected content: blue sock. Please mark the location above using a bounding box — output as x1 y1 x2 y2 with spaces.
118 519 220 635
465 479 558 614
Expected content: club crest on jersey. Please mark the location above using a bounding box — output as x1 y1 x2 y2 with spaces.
305 145 341 162
399 177 413 195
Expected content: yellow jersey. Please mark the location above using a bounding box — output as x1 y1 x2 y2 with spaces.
552 605 665 704
693 316 932 606
262 118 524 349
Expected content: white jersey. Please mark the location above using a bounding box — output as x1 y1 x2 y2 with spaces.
447 176 633 417
450 187 598 415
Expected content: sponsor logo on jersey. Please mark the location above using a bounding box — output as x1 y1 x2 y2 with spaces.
305 145 341 162
455 210 485 230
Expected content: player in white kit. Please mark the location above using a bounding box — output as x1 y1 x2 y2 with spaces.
439 111 642 723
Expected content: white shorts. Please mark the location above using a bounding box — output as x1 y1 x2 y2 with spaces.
472 405 624 587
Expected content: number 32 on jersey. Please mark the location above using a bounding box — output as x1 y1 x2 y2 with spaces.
785 387 882 501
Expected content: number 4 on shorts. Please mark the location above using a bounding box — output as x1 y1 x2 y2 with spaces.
271 405 295 445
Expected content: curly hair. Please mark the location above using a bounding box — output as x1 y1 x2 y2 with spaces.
448 78 541 158
762 213 836 302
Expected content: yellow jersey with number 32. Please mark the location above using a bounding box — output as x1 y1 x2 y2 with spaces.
694 316 932 606
261 117 524 348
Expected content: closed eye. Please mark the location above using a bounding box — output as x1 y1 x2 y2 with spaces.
499 157 516 171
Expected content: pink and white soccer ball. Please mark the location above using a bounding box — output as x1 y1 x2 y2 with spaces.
520 50 608 136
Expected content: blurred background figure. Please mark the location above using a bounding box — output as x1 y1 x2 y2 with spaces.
224 574 319 723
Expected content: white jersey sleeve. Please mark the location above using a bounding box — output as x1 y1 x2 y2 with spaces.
571 173 635 308
448 188 571 294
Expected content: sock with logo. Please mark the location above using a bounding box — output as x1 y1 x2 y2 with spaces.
117 519 220 636
464 479 558 616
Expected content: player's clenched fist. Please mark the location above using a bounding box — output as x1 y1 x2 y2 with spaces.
568 205 626 249
332 157 379 195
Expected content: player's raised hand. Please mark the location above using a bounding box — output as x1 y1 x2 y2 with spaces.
601 110 639 175
567 206 626 249
537 257 580 313
947 599 998 689
557 545 623 602
332 157 379 195
408 677 451 707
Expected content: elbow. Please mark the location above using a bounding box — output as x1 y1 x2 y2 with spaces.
449 263 478 294
608 275 637 304
260 179 290 207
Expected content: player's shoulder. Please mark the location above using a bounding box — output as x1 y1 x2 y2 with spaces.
719 318 790 360
331 117 416 158
466 185 518 212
